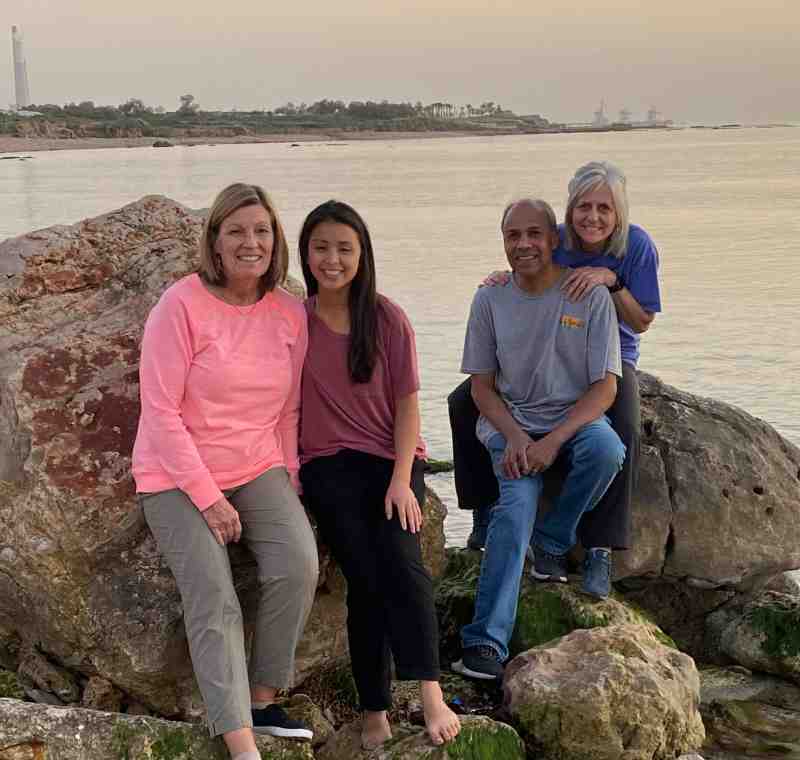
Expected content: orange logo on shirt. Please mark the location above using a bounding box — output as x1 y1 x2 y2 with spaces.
560 315 585 329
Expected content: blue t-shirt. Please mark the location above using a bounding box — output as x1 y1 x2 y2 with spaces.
554 223 661 368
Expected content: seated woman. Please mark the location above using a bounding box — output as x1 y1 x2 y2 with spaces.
133 184 319 760
450 161 662 598
297 200 461 749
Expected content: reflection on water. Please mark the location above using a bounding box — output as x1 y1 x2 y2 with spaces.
2 128 799 545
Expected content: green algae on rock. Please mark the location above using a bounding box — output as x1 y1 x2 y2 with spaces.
707 591 800 687
436 548 674 662
317 715 524 760
0 698 313 760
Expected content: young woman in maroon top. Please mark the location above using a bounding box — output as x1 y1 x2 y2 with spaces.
297 201 460 749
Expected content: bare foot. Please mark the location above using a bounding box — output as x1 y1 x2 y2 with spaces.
421 681 461 745
361 710 392 750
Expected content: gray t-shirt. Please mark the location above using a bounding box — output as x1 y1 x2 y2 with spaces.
461 272 621 444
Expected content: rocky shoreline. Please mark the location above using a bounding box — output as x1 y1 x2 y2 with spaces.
2 197 800 759
0 130 499 155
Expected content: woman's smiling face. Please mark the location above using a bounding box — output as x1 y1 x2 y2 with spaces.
214 204 274 284
571 184 617 252
306 221 362 294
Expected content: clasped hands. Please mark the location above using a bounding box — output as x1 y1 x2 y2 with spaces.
502 432 560 479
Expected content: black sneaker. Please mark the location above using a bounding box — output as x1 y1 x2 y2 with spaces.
452 645 504 681
530 545 568 583
252 704 313 740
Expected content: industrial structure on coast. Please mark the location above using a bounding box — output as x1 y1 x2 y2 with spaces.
10 25 31 110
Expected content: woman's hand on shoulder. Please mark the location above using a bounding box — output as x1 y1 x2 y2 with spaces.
478 270 511 288
384 478 423 533
202 496 242 546
562 266 616 301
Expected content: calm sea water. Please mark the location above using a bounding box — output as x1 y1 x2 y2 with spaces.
2 128 799 545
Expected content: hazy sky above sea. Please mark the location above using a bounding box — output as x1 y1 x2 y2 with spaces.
3 0 798 124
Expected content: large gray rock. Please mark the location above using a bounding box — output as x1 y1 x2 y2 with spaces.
0 197 446 718
503 624 705 760
618 373 800 587
0 697 312 760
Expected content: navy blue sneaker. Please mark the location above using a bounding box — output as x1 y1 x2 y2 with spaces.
452 645 504 681
530 545 568 583
582 548 612 599
252 704 313 740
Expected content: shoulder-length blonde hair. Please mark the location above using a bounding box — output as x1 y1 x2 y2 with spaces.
198 183 288 292
564 161 630 259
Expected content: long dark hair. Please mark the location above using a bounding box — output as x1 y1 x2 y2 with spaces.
299 200 378 383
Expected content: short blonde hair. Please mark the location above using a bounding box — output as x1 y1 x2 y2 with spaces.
564 161 630 259
198 183 288 291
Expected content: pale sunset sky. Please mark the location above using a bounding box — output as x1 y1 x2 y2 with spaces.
4 0 798 124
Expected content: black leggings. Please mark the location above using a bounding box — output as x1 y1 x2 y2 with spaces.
447 363 640 550
300 449 440 711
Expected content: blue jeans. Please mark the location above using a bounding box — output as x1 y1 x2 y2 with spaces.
461 420 625 660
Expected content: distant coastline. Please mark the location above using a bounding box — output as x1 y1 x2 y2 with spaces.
1 122 794 156
0 125 666 155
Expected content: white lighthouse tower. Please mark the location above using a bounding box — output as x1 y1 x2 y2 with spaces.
11 25 31 109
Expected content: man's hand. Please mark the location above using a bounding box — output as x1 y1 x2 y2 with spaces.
503 430 535 479
202 496 242 546
525 436 561 474
385 479 423 533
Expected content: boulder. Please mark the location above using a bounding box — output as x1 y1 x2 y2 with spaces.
435 548 673 664
0 697 312 760
503 624 705 760
0 196 447 718
316 716 525 760
700 665 800 757
706 590 800 684
619 372 800 588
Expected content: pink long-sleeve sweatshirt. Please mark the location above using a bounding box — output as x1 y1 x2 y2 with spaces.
132 274 307 510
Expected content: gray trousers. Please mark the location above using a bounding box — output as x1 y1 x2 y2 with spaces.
141 467 319 736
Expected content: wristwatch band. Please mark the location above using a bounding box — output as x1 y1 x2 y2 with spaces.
608 275 625 294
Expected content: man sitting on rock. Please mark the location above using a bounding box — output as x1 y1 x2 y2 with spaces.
453 198 626 681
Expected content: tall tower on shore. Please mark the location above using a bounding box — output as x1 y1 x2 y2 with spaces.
11 25 31 109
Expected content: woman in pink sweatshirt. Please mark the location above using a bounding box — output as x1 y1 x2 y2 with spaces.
132 184 318 760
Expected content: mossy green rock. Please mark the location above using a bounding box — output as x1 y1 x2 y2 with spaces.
504 624 705 760
317 715 524 759
700 666 800 757
0 698 313 759
707 591 800 686
436 548 674 662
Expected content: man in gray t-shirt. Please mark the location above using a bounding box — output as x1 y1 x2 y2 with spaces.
453 198 626 683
